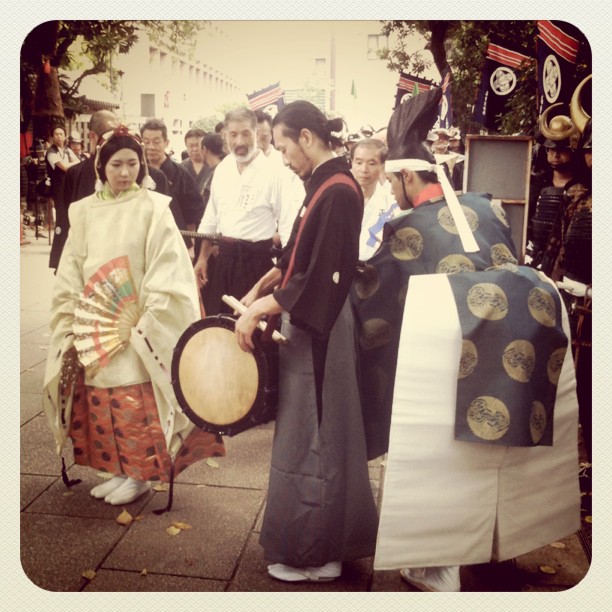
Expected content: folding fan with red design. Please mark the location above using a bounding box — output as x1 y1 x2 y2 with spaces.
73 256 140 373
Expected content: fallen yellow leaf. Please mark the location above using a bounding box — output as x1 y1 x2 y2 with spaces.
153 483 169 492
96 472 114 480
62 491 74 497
550 542 566 549
539 565 557 574
166 525 181 536
585 515 592 523
172 522 192 530
116 509 133 526
140 569 147 576
82 569 97 580
206 458 219 468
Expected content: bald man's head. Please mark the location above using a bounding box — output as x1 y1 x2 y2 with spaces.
88 110 118 144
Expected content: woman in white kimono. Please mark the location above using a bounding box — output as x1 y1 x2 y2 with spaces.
43 126 224 508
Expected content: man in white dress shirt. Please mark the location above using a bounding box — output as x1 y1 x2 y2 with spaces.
194 107 289 315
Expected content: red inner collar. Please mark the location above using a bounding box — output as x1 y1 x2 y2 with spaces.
413 183 444 207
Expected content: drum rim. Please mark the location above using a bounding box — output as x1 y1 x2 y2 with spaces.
171 315 273 436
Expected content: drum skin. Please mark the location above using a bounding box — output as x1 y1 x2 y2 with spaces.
172 315 278 436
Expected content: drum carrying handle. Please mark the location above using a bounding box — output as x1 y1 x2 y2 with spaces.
222 295 288 345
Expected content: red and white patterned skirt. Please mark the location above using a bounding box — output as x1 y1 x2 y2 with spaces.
69 380 225 482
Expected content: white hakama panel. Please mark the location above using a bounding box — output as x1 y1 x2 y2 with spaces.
374 274 580 569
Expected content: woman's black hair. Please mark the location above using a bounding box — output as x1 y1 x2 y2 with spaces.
272 100 344 147
97 135 145 185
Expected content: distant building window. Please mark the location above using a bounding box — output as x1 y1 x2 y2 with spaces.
367 34 388 60
141 93 155 117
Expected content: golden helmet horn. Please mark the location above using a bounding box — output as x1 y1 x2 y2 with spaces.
539 103 576 141
570 74 592 134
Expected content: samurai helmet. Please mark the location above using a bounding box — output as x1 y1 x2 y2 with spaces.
539 103 580 150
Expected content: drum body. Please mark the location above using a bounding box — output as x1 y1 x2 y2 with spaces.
172 315 278 436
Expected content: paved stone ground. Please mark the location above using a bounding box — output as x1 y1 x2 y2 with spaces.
16 228 595 607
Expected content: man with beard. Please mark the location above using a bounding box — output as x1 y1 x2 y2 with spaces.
194 107 289 315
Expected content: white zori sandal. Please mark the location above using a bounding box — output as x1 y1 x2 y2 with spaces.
400 566 461 592
267 561 342 582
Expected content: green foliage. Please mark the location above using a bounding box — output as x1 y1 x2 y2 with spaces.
191 100 248 133
142 20 204 59
21 20 203 128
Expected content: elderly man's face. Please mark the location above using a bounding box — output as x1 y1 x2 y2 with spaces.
141 128 168 167
226 119 257 162
351 144 384 191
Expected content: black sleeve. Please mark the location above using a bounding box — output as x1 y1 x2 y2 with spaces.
177 165 205 226
273 183 362 337
150 167 170 197
63 164 77 206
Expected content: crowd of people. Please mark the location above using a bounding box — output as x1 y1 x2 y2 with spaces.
32 82 591 591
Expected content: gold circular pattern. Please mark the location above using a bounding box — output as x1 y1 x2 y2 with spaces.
547 348 566 385
467 396 510 440
491 243 518 267
436 254 476 275
353 263 380 299
390 227 424 260
359 318 392 351
438 205 479 235
459 340 478 379
490 201 510 227
466 283 508 320
503 340 536 382
530 401 547 444
527 287 556 327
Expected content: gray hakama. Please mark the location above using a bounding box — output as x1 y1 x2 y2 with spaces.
259 299 379 566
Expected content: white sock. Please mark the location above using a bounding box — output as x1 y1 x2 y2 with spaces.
104 477 151 505
90 476 127 499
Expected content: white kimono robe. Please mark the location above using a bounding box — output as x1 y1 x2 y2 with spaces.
43 187 201 460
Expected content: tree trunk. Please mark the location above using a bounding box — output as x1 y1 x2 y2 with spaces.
428 21 451 76
24 20 64 142
33 64 65 141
